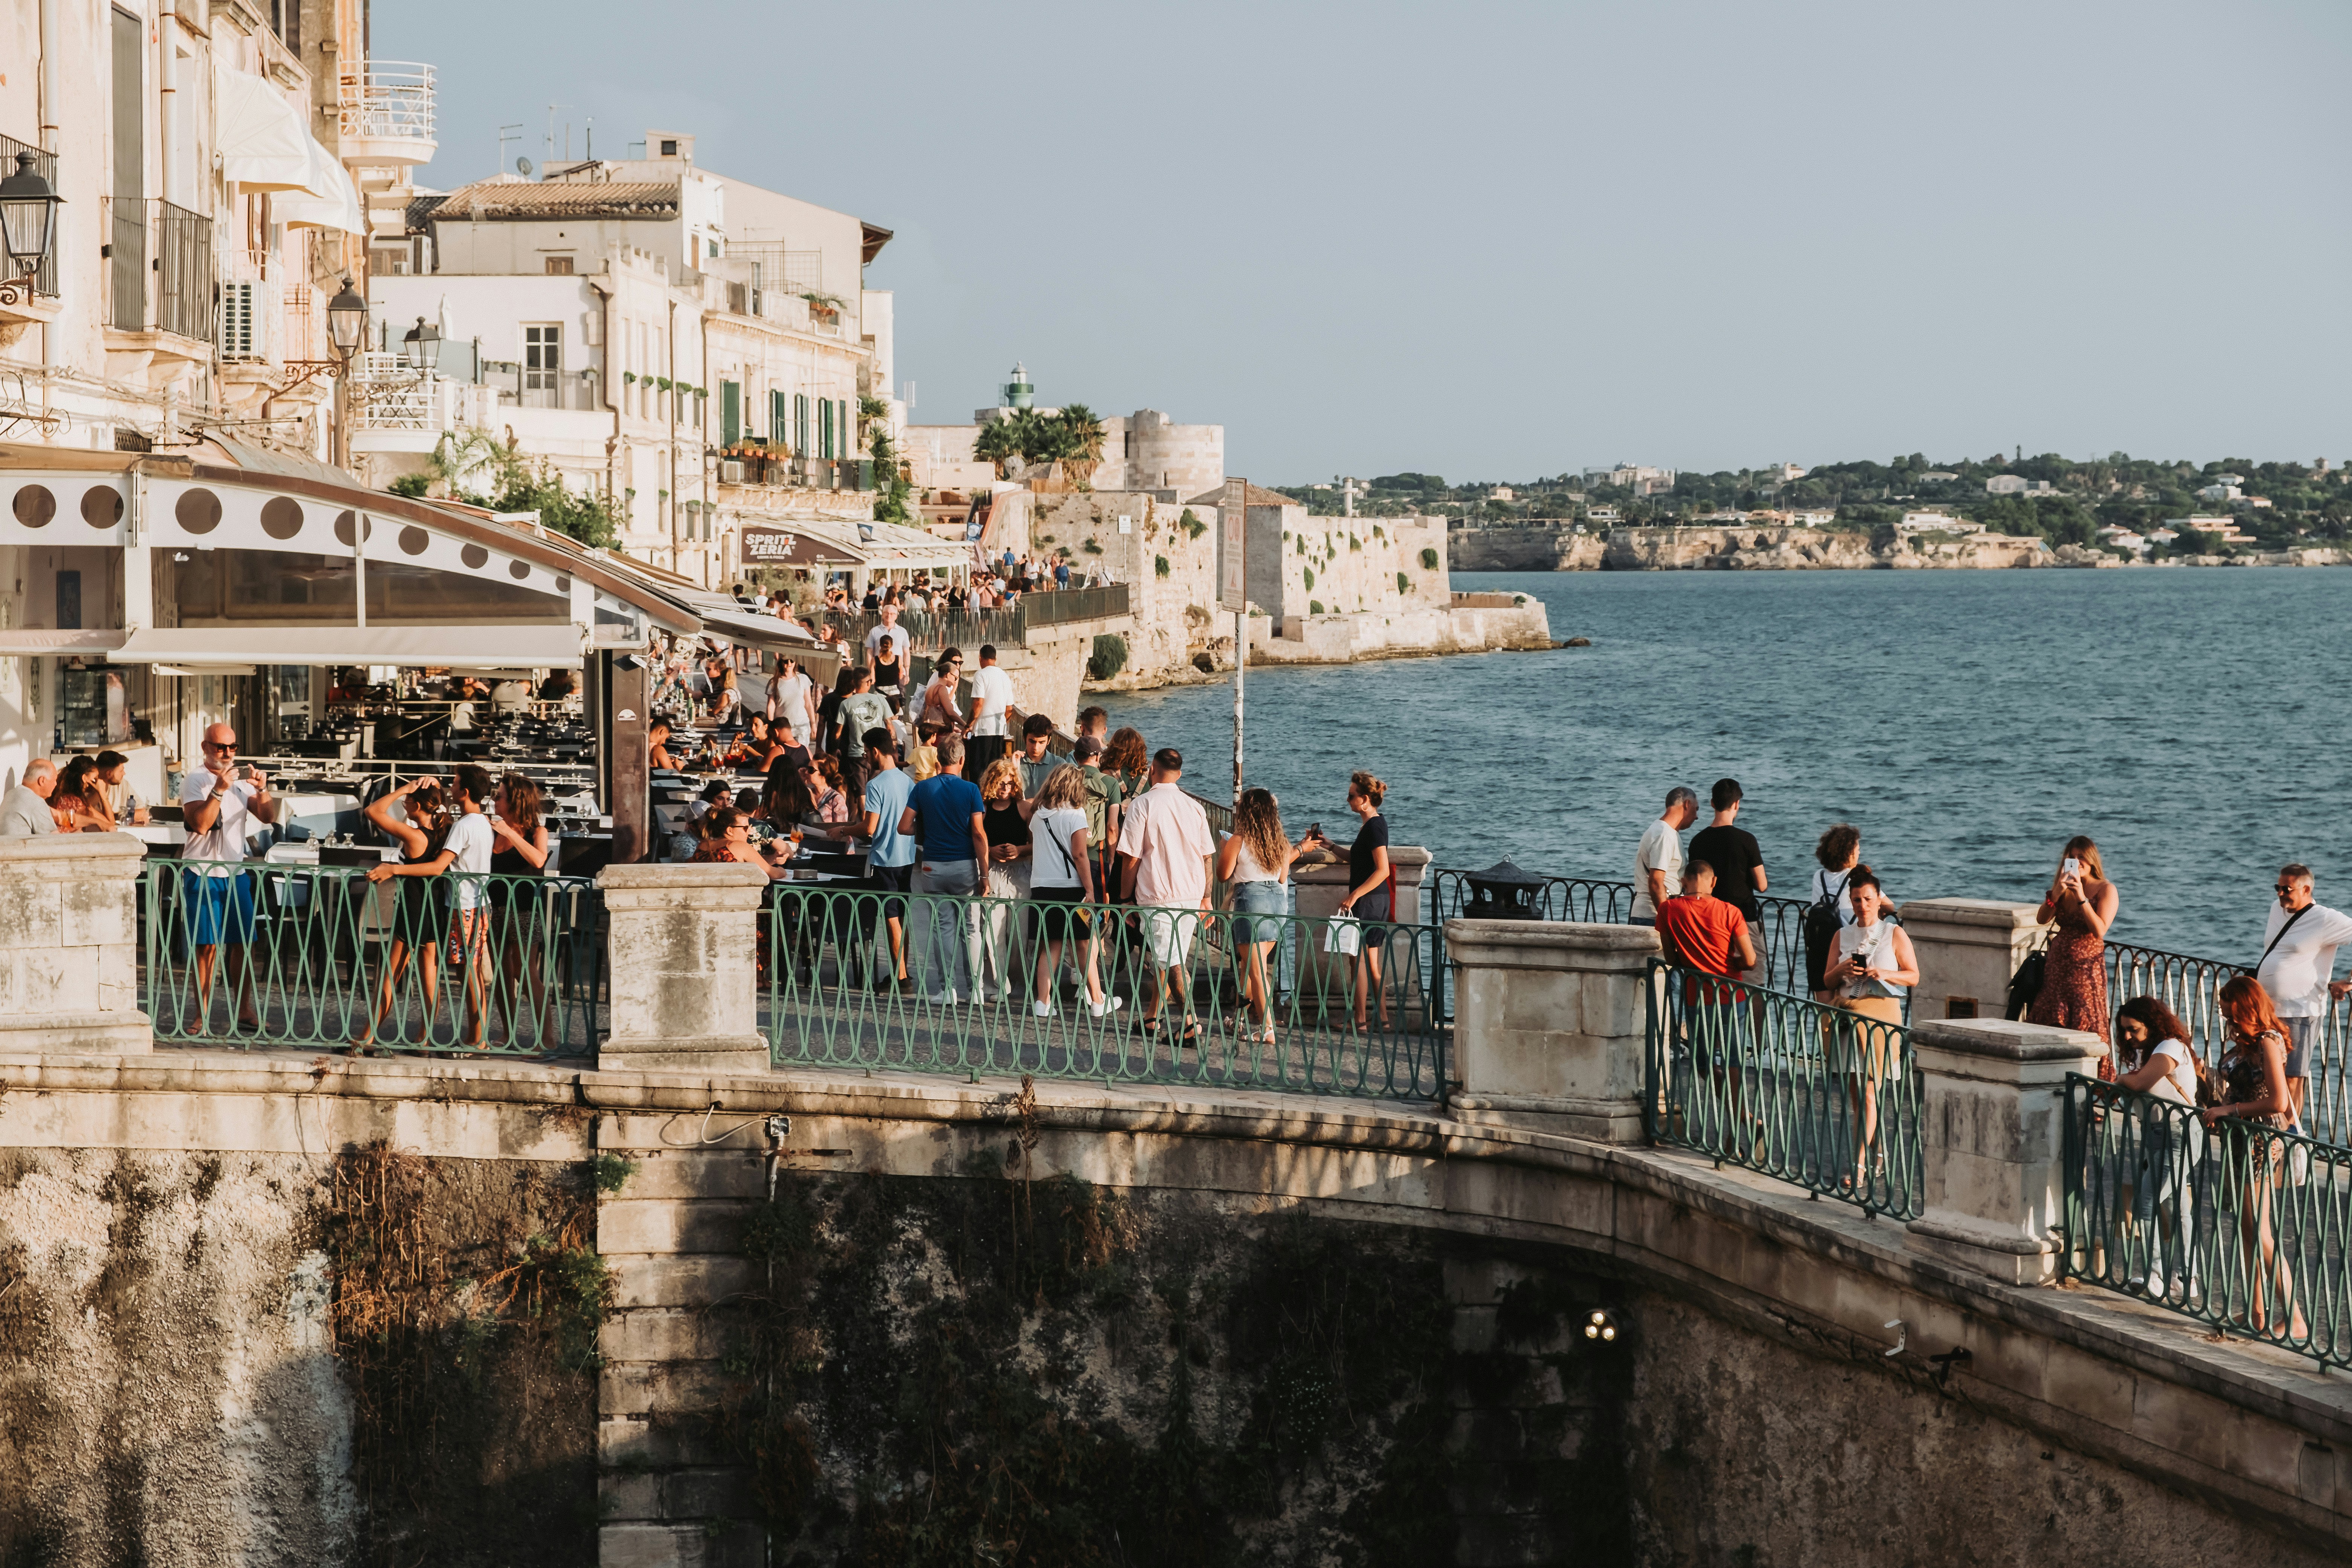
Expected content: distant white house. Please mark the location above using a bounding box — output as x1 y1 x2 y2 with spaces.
1487 486 1516 502
1986 475 2056 496
2146 527 2180 546
2096 524 2147 553
1586 506 1623 524
2197 482 2242 502
1899 511 1983 534
1919 470 1960 482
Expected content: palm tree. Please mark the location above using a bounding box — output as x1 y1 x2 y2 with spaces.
974 419 1021 478
1057 403 1106 488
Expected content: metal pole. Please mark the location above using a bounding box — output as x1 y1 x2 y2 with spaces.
1233 607 1245 803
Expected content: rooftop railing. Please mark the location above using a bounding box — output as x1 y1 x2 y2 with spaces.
338 62 436 144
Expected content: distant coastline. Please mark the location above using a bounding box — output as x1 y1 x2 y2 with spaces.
1448 520 2352 573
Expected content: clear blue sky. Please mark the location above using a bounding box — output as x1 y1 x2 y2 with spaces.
378 0 2352 483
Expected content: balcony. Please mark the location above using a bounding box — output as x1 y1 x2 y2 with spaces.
337 62 438 165
98 198 213 380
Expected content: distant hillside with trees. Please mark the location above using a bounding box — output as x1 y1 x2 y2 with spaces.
1273 455 2352 551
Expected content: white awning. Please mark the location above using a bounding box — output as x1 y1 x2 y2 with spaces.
696 605 817 651
216 65 366 233
0 629 129 655
114 624 584 668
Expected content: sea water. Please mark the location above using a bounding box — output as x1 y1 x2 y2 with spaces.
1096 565 2352 959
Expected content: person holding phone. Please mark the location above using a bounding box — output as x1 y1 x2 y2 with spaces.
2028 834 2119 1069
178 723 278 1033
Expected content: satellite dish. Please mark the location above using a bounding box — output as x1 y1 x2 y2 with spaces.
516 156 535 176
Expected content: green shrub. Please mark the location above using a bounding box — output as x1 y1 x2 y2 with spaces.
1348 534 1361 551
1419 547 1439 570
387 473 431 499
1309 600 1325 615
1303 567 1315 590
1087 633 1128 680
1397 572 1411 595
1153 555 1171 578
1180 508 1207 541
1082 538 1101 554
591 1154 639 1196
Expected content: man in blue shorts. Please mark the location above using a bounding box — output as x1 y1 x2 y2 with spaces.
179 723 279 1031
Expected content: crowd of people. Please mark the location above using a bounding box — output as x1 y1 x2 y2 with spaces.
1632 778 2352 1325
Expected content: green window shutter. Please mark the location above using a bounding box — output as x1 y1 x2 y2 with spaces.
821 399 834 459
721 381 741 444
770 389 786 444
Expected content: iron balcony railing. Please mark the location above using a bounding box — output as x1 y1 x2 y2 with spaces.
762 884 1447 1101
140 862 606 1057
0 134 59 297
2062 1074 2351 1368
1645 956 1922 1219
338 61 437 143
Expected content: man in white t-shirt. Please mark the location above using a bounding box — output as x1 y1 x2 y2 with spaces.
179 723 280 1028
1630 786 1698 925
2256 863 2352 1124
863 603 904 662
766 656 816 749
963 643 1015 783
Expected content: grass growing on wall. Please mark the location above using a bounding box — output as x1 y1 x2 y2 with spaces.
1087 633 1129 680
1420 547 1439 570
1398 572 1412 595
1181 508 1208 541
1154 556 1171 578
1303 567 1315 590
1310 600 1325 614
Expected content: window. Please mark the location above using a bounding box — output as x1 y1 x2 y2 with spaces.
544 255 574 276
707 238 718 260
721 381 741 444
660 139 678 156
524 325 561 392
770 389 787 445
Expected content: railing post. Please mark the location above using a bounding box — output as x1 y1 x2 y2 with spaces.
593 864 770 1072
1445 919 1660 1140
0 835 151 1054
1898 898 2043 1023
1906 1018 2104 1285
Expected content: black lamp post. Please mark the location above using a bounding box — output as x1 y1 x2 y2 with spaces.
326 276 368 363
0 150 63 305
401 314 440 373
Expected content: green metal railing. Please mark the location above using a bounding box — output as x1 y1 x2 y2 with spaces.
2062 1074 2352 1367
1432 870 1824 1000
2104 941 2352 1148
1644 957 1922 1218
762 883 1447 1100
141 862 606 1055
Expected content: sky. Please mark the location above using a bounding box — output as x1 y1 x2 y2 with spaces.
377 0 2352 484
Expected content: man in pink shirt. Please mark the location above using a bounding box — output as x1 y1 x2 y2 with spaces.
1117 747 1215 1036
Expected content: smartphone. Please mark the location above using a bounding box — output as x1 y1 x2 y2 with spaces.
1307 822 1322 839
237 764 254 781
2061 857 2081 878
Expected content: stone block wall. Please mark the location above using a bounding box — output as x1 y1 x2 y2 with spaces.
0 835 150 1054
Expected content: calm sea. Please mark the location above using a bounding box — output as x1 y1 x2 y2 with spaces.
1096 566 2352 959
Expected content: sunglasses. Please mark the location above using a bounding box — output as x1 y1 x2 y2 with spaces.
203 741 237 753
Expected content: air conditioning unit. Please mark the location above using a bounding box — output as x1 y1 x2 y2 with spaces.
720 460 745 484
219 280 260 360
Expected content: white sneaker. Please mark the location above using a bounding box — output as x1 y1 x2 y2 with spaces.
928 989 959 1004
1032 1001 1055 1018
1089 997 1126 1018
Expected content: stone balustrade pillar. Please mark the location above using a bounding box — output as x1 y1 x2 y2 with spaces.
1445 919 1660 1141
594 862 772 1073
1906 1017 2104 1286
1899 898 2043 1023
0 833 151 1054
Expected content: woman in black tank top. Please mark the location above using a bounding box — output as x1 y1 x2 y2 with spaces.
487 774 557 1050
357 776 451 1051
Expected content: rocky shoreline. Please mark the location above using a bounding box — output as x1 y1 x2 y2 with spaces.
1450 521 2352 572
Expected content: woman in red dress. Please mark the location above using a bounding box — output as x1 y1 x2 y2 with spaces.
2029 835 2119 1072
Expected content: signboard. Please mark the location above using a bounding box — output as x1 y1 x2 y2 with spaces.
740 526 857 568
1217 478 1249 613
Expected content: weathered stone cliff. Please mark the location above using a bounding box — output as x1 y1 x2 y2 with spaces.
1450 521 2052 570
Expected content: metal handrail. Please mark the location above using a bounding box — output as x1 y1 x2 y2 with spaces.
1645 956 1922 1219
338 61 436 141
2063 1073 2350 1367
763 883 1447 1101
140 862 605 1056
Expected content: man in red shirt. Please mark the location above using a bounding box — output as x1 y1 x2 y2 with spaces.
1655 858 1760 1144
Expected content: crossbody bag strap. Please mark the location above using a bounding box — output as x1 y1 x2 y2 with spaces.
2261 903 2315 967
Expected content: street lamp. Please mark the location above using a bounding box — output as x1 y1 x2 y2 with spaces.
0 150 63 303
326 276 368 363
401 314 439 373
